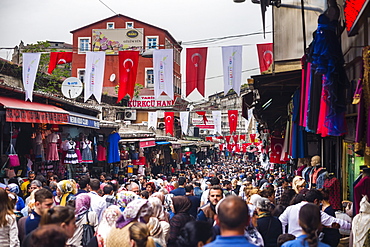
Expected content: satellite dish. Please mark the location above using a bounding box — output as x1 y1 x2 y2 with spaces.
110 73 116 82
61 77 83 99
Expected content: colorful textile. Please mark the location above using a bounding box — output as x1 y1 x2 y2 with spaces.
57 179 77 206
116 199 152 229
323 177 341 210
354 176 370 215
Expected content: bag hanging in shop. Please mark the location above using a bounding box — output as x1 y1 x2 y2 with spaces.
6 169 16 178
8 144 20 167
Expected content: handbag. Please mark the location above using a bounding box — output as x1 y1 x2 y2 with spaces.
81 212 95 247
8 144 20 167
6 169 16 179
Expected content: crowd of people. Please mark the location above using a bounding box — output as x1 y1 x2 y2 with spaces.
0 158 367 247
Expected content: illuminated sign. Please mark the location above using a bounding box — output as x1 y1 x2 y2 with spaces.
344 0 368 35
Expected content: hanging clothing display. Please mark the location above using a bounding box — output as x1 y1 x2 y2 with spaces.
97 142 106 161
64 141 79 164
81 139 93 163
323 176 341 210
75 141 82 163
46 132 59 161
354 175 370 215
107 132 120 163
291 90 306 158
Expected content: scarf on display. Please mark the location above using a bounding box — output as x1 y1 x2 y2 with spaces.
57 180 77 206
116 199 153 229
352 196 370 247
75 193 91 221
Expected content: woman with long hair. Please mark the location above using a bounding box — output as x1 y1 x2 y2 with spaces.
129 222 155 247
0 188 19 247
281 203 329 247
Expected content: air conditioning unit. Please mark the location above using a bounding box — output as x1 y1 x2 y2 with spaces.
142 121 148 126
124 110 137 120
158 122 165 130
199 129 209 135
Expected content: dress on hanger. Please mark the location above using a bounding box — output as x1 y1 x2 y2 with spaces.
107 132 120 163
75 141 82 163
81 140 93 163
46 132 59 161
64 141 79 164
97 142 106 161
324 176 341 210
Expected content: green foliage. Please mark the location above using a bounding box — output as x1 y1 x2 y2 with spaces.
22 41 71 94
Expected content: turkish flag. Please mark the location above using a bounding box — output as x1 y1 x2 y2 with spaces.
216 136 223 140
164 112 174 136
240 134 246 141
219 144 224 151
118 51 139 102
186 47 208 97
270 137 285 164
250 134 256 143
196 111 208 124
206 136 213 142
257 43 273 73
236 144 241 152
233 134 239 143
242 143 248 152
228 110 238 134
225 135 231 143
48 52 73 74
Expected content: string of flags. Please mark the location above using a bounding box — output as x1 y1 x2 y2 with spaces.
21 43 273 102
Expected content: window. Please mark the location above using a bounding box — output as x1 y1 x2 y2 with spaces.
107 22 115 29
146 36 159 49
77 69 85 83
126 22 134 29
78 37 90 53
146 68 154 88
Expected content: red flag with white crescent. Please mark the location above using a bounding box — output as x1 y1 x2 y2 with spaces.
270 137 285 164
219 144 224 151
118 51 139 102
48 52 73 74
240 134 246 141
164 112 174 136
233 134 239 143
257 43 273 73
225 135 231 143
206 136 213 142
250 134 256 143
228 110 238 134
186 47 208 97
236 144 241 152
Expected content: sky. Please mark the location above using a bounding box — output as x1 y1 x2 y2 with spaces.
0 0 272 102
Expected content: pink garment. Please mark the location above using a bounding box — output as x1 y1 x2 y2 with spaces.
47 143 59 161
97 144 106 161
75 141 82 163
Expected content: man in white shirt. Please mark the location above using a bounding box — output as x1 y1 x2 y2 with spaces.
89 178 106 222
279 189 351 237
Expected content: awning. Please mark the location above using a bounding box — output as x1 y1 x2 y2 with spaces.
62 111 100 129
156 141 171 145
0 96 69 124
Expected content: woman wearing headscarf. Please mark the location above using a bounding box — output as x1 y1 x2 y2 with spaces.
147 217 167 247
148 197 170 244
106 199 153 247
92 205 121 247
67 193 98 247
168 196 194 247
56 179 77 206
116 190 140 212
7 184 25 211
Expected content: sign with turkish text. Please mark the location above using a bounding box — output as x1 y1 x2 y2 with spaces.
6 109 68 124
67 115 99 129
128 95 175 108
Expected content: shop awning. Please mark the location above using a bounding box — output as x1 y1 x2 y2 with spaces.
62 111 100 129
0 96 69 124
155 141 171 145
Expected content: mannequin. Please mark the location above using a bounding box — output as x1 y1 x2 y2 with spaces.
46 130 60 161
310 155 323 188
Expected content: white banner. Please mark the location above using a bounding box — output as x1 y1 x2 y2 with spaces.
212 111 222 135
84 52 106 103
153 49 174 100
244 109 253 133
222 46 242 96
22 53 41 101
148 112 157 130
180 111 190 135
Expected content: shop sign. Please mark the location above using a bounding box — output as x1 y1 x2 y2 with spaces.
192 118 214 129
139 140 155 148
68 115 100 129
128 95 175 108
6 109 68 124
344 0 368 34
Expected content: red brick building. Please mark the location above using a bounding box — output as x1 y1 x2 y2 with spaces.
70 14 183 123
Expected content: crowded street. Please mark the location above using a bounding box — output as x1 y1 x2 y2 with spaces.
1 0 370 246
